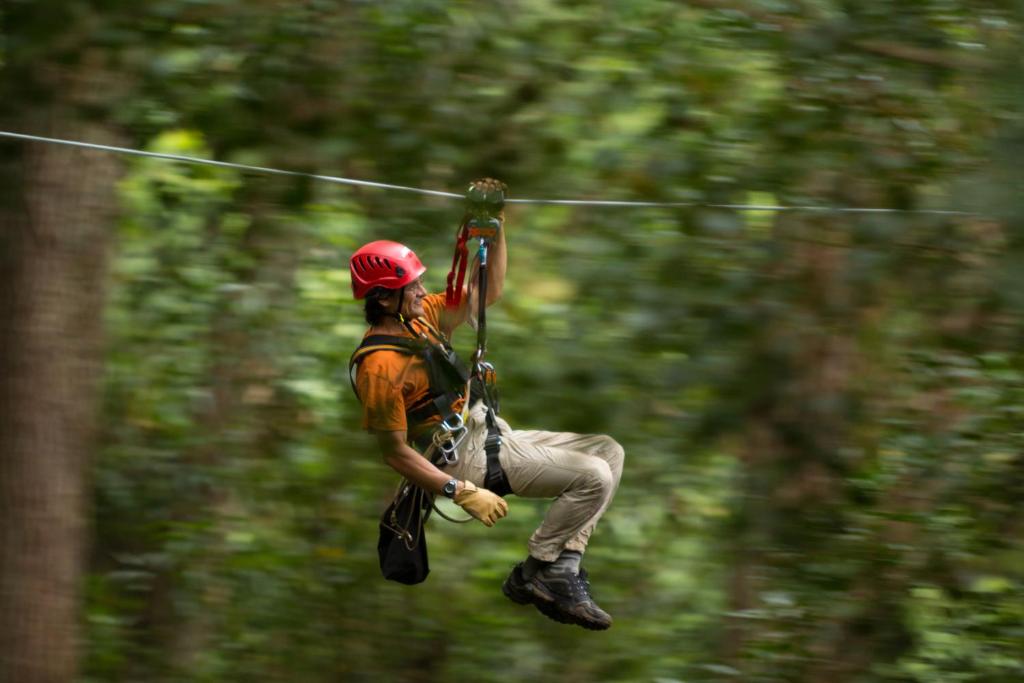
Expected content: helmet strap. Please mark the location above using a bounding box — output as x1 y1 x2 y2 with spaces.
388 286 406 319
386 286 416 332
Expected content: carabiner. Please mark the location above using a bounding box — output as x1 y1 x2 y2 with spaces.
434 427 466 465
440 412 465 433
438 439 459 465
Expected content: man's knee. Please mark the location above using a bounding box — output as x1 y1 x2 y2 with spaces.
579 458 614 495
597 435 625 472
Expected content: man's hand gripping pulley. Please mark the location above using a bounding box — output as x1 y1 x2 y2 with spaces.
464 179 505 242
445 178 506 316
445 177 506 369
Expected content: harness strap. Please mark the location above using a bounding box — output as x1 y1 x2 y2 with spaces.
348 335 424 393
484 419 509 495
479 382 512 497
348 330 467 432
406 395 451 425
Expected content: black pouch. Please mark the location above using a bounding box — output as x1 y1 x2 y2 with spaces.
377 482 432 585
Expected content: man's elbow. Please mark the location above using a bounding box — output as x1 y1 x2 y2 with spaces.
381 450 405 472
375 431 409 471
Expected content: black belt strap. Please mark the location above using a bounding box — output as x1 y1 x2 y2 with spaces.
406 392 457 425
480 384 511 497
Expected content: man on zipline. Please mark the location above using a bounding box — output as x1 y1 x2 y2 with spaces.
348 179 623 630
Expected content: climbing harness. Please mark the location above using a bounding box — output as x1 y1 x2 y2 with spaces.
348 316 472 460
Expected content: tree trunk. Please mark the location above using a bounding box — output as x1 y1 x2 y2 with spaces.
0 103 121 682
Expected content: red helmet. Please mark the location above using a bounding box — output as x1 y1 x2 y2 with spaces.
349 240 426 299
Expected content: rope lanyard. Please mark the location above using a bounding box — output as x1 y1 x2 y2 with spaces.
444 221 471 309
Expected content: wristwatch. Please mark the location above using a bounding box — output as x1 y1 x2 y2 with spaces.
442 478 459 499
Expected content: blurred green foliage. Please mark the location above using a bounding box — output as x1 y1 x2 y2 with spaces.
5 0 1022 681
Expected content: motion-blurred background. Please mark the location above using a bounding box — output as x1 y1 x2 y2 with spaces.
1 2 1022 681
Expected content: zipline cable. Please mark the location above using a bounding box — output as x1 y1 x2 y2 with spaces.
0 130 462 200
506 198 969 215
0 130 975 216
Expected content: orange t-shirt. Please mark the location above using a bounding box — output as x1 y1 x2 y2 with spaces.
354 293 467 439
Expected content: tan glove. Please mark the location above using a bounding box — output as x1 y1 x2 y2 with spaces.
454 481 509 527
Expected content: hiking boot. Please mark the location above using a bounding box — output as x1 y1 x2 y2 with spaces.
502 563 612 630
501 562 535 605
502 563 576 626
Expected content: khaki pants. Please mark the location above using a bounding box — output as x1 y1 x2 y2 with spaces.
442 402 625 562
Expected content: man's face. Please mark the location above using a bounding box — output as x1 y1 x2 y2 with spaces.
396 277 427 319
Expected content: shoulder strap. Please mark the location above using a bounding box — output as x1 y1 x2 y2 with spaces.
347 328 466 427
416 319 451 348
348 335 426 399
357 334 424 351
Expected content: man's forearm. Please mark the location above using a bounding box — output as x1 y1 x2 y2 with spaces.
383 443 452 494
485 217 507 305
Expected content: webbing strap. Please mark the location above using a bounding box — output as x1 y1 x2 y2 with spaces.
348 336 424 401
484 422 510 496
415 319 451 347
479 382 511 497
445 222 470 309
